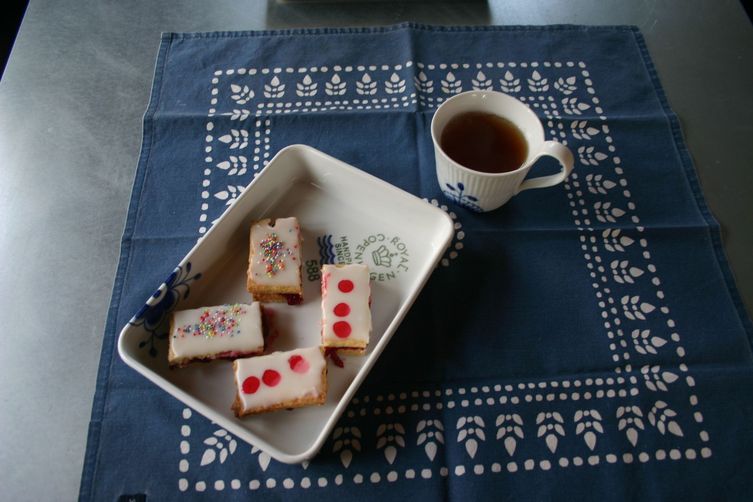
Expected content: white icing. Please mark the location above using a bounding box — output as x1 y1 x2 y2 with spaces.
249 217 302 288
170 303 263 360
234 346 326 411
321 264 371 348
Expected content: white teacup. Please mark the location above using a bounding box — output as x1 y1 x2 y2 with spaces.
431 90 574 212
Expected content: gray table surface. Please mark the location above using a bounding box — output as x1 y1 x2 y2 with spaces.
1 0 752 498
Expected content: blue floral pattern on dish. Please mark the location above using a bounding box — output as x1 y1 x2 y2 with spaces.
442 182 483 212
129 262 202 357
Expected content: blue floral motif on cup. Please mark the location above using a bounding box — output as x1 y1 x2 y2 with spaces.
442 182 483 213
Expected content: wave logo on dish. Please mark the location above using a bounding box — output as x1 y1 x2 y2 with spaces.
317 234 337 265
315 233 409 281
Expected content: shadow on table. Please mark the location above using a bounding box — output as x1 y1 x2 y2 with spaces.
265 0 492 29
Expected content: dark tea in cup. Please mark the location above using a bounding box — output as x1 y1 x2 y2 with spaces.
439 111 528 173
431 90 574 212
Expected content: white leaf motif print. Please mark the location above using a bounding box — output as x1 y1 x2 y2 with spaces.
441 71 462 95
296 74 318 97
258 451 270 471
456 416 485 459
331 426 360 468
200 429 237 466
340 450 352 469
663 372 679 384
621 295 656 321
214 185 245 206
626 428 639 446
496 414 524 456
226 109 250 121
578 146 609 166
218 129 248 149
584 432 597 450
216 155 248 176
641 364 679 392
500 71 521 93
200 448 216 466
230 84 254 105
631 329 667 355
536 412 565 454
611 259 644 284
617 406 645 447
545 435 558 454
384 446 397 465
594 201 625 224
562 97 591 115
414 71 434 94
602 228 635 253
465 439 478 459
376 422 405 465
527 70 549 92
417 419 445 461
571 120 600 140
668 421 684 437
425 442 437 461
325 73 347 96
356 73 377 95
555 76 577 94
585 174 617 195
264 76 285 98
574 409 603 451
472 71 492 90
385 72 406 94
648 401 684 437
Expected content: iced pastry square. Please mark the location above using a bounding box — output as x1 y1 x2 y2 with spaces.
232 347 328 417
168 303 264 368
247 217 303 305
320 264 371 354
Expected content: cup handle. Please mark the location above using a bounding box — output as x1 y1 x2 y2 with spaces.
518 141 574 192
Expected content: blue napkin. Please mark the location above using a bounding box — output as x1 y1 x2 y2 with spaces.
80 24 753 501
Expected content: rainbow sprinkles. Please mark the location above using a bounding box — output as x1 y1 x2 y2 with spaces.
168 302 264 368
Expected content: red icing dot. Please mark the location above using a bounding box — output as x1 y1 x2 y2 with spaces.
334 302 351 317
242 376 260 394
288 355 310 373
262 369 281 387
338 279 354 293
333 321 352 338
